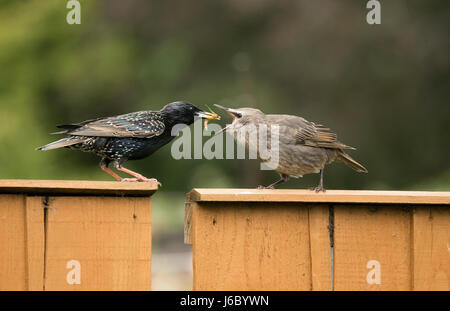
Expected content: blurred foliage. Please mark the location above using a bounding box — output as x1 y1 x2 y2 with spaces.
0 0 449 200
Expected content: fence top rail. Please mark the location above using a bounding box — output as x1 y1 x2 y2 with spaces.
0 179 158 196
188 189 450 205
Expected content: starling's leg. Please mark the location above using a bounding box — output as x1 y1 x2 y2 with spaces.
100 158 123 181
258 174 289 189
114 161 162 186
312 169 325 192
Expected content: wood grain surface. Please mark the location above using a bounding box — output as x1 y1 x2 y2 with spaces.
189 189 450 205
24 197 45 290
0 179 158 196
334 205 411 290
43 196 152 290
187 189 449 291
192 202 312 290
412 206 450 290
0 181 155 291
0 195 27 290
309 205 332 290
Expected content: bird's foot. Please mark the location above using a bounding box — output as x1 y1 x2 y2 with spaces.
115 166 162 186
121 178 139 182
121 177 162 186
142 177 162 187
257 185 275 190
310 185 326 193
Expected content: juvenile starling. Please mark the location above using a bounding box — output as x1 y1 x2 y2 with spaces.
214 104 367 191
37 101 219 184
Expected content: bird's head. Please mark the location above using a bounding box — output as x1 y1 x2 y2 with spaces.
213 104 264 124
162 101 220 125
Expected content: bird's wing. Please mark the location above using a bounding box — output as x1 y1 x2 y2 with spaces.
295 121 354 150
58 111 166 138
269 115 354 150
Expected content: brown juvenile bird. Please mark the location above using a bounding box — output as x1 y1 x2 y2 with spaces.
214 104 367 191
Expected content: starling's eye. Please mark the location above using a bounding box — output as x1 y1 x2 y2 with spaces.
234 112 242 118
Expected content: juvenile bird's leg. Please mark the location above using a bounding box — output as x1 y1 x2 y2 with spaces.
258 174 289 189
100 158 123 181
114 161 162 186
312 169 325 192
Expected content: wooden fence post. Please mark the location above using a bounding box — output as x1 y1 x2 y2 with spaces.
185 189 450 291
0 179 157 291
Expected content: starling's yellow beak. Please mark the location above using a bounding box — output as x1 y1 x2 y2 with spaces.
195 111 220 130
196 111 220 120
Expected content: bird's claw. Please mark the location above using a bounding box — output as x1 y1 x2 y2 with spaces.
121 178 139 182
121 177 162 187
146 178 162 187
257 185 275 190
138 177 162 187
310 186 326 193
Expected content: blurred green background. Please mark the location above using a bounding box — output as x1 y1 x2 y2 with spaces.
0 0 449 289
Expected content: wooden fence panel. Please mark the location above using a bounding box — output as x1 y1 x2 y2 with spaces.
192 202 311 291
333 205 411 290
186 189 450 291
0 195 26 290
24 197 45 290
0 180 156 291
413 206 450 290
44 196 152 291
309 205 332 291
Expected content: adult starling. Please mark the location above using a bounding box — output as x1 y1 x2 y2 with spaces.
214 104 367 191
37 101 220 184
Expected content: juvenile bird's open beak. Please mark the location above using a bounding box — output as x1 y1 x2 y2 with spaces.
195 111 220 130
214 104 240 120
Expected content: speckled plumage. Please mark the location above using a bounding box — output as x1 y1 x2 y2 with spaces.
37 102 217 183
214 105 368 191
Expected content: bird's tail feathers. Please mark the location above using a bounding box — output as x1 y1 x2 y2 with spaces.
36 137 86 151
51 130 69 135
50 124 82 135
337 150 368 173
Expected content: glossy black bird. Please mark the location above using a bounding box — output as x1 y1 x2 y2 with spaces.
214 104 367 191
37 101 220 185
